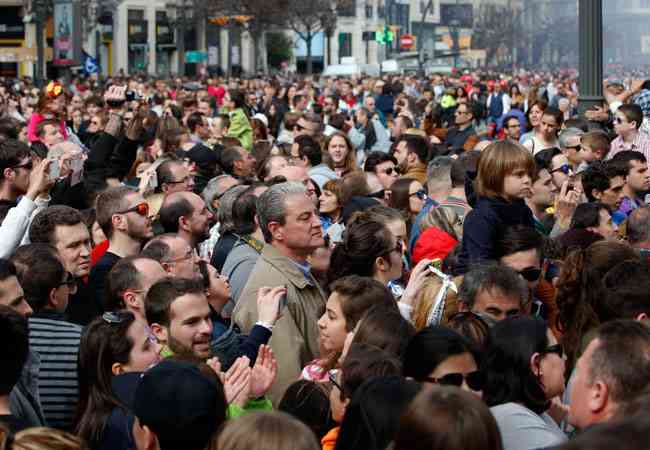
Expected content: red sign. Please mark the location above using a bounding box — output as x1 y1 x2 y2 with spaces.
400 34 415 49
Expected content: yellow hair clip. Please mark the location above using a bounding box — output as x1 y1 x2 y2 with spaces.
46 81 63 98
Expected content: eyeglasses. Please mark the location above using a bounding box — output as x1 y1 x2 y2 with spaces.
564 144 581 151
328 369 343 391
409 189 427 200
117 202 149 217
58 272 76 288
165 248 198 264
166 175 194 185
102 311 130 324
543 343 564 359
12 160 33 171
550 164 571 175
518 266 542 282
381 167 400 176
425 371 484 391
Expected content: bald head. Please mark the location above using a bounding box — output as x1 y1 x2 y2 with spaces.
628 206 650 246
277 165 309 184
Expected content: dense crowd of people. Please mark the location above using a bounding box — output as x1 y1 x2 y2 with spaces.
1 69 650 450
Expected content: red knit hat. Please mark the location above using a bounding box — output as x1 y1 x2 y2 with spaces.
412 227 459 265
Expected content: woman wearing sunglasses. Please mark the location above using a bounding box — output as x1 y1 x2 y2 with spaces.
484 316 567 450
388 178 426 241
403 325 483 396
75 311 162 450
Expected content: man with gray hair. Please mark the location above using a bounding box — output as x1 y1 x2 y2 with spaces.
199 175 240 259
233 181 326 402
627 206 650 260
559 127 585 172
457 264 529 324
407 156 453 253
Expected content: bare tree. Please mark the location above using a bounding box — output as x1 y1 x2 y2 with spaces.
472 2 526 69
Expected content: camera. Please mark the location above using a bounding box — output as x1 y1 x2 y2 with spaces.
125 90 140 102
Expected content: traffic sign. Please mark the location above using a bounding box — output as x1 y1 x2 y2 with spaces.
400 34 415 49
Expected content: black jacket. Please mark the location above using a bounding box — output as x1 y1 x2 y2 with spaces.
50 132 139 210
455 196 535 275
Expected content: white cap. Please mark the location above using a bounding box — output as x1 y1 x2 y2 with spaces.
252 113 269 127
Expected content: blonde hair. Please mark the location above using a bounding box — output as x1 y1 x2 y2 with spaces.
413 275 463 331
474 141 535 199
212 411 320 450
12 428 88 450
420 205 463 241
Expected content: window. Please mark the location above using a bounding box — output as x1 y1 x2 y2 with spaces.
128 9 144 20
378 1 385 18
338 0 356 17
365 3 373 18
156 11 168 21
339 32 352 58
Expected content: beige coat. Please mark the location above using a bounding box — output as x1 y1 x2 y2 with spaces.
233 244 326 403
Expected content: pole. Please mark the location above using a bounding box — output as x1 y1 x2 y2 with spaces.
35 9 44 87
177 0 186 76
578 0 603 114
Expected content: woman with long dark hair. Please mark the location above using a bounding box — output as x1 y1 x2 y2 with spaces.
484 316 567 450
74 311 161 450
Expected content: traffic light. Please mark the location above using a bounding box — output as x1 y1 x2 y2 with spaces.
375 27 394 45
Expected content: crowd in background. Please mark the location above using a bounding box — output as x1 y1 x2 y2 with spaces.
0 69 650 450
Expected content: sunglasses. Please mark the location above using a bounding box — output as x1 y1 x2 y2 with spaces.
409 189 427 200
166 175 194 185
12 161 33 171
550 164 571 175
565 144 581 151
382 166 400 176
102 311 130 324
117 202 149 216
544 343 564 359
518 266 542 282
425 371 484 391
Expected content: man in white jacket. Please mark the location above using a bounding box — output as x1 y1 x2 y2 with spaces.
0 141 52 258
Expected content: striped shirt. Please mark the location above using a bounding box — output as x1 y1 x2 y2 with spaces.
609 131 650 162
28 313 82 431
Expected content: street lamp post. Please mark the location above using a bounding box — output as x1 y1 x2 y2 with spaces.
32 0 49 87
578 0 604 114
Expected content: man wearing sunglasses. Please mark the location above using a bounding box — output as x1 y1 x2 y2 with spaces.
364 151 399 190
609 103 650 162
90 187 153 308
558 128 585 173
11 244 81 430
496 227 547 318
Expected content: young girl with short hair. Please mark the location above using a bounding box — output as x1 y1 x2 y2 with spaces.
455 141 536 274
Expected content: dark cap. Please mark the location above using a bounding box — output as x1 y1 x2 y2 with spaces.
133 360 222 450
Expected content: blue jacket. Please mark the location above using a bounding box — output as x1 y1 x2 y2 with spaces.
454 196 535 275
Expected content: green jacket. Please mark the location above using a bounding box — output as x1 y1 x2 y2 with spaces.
224 107 253 151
